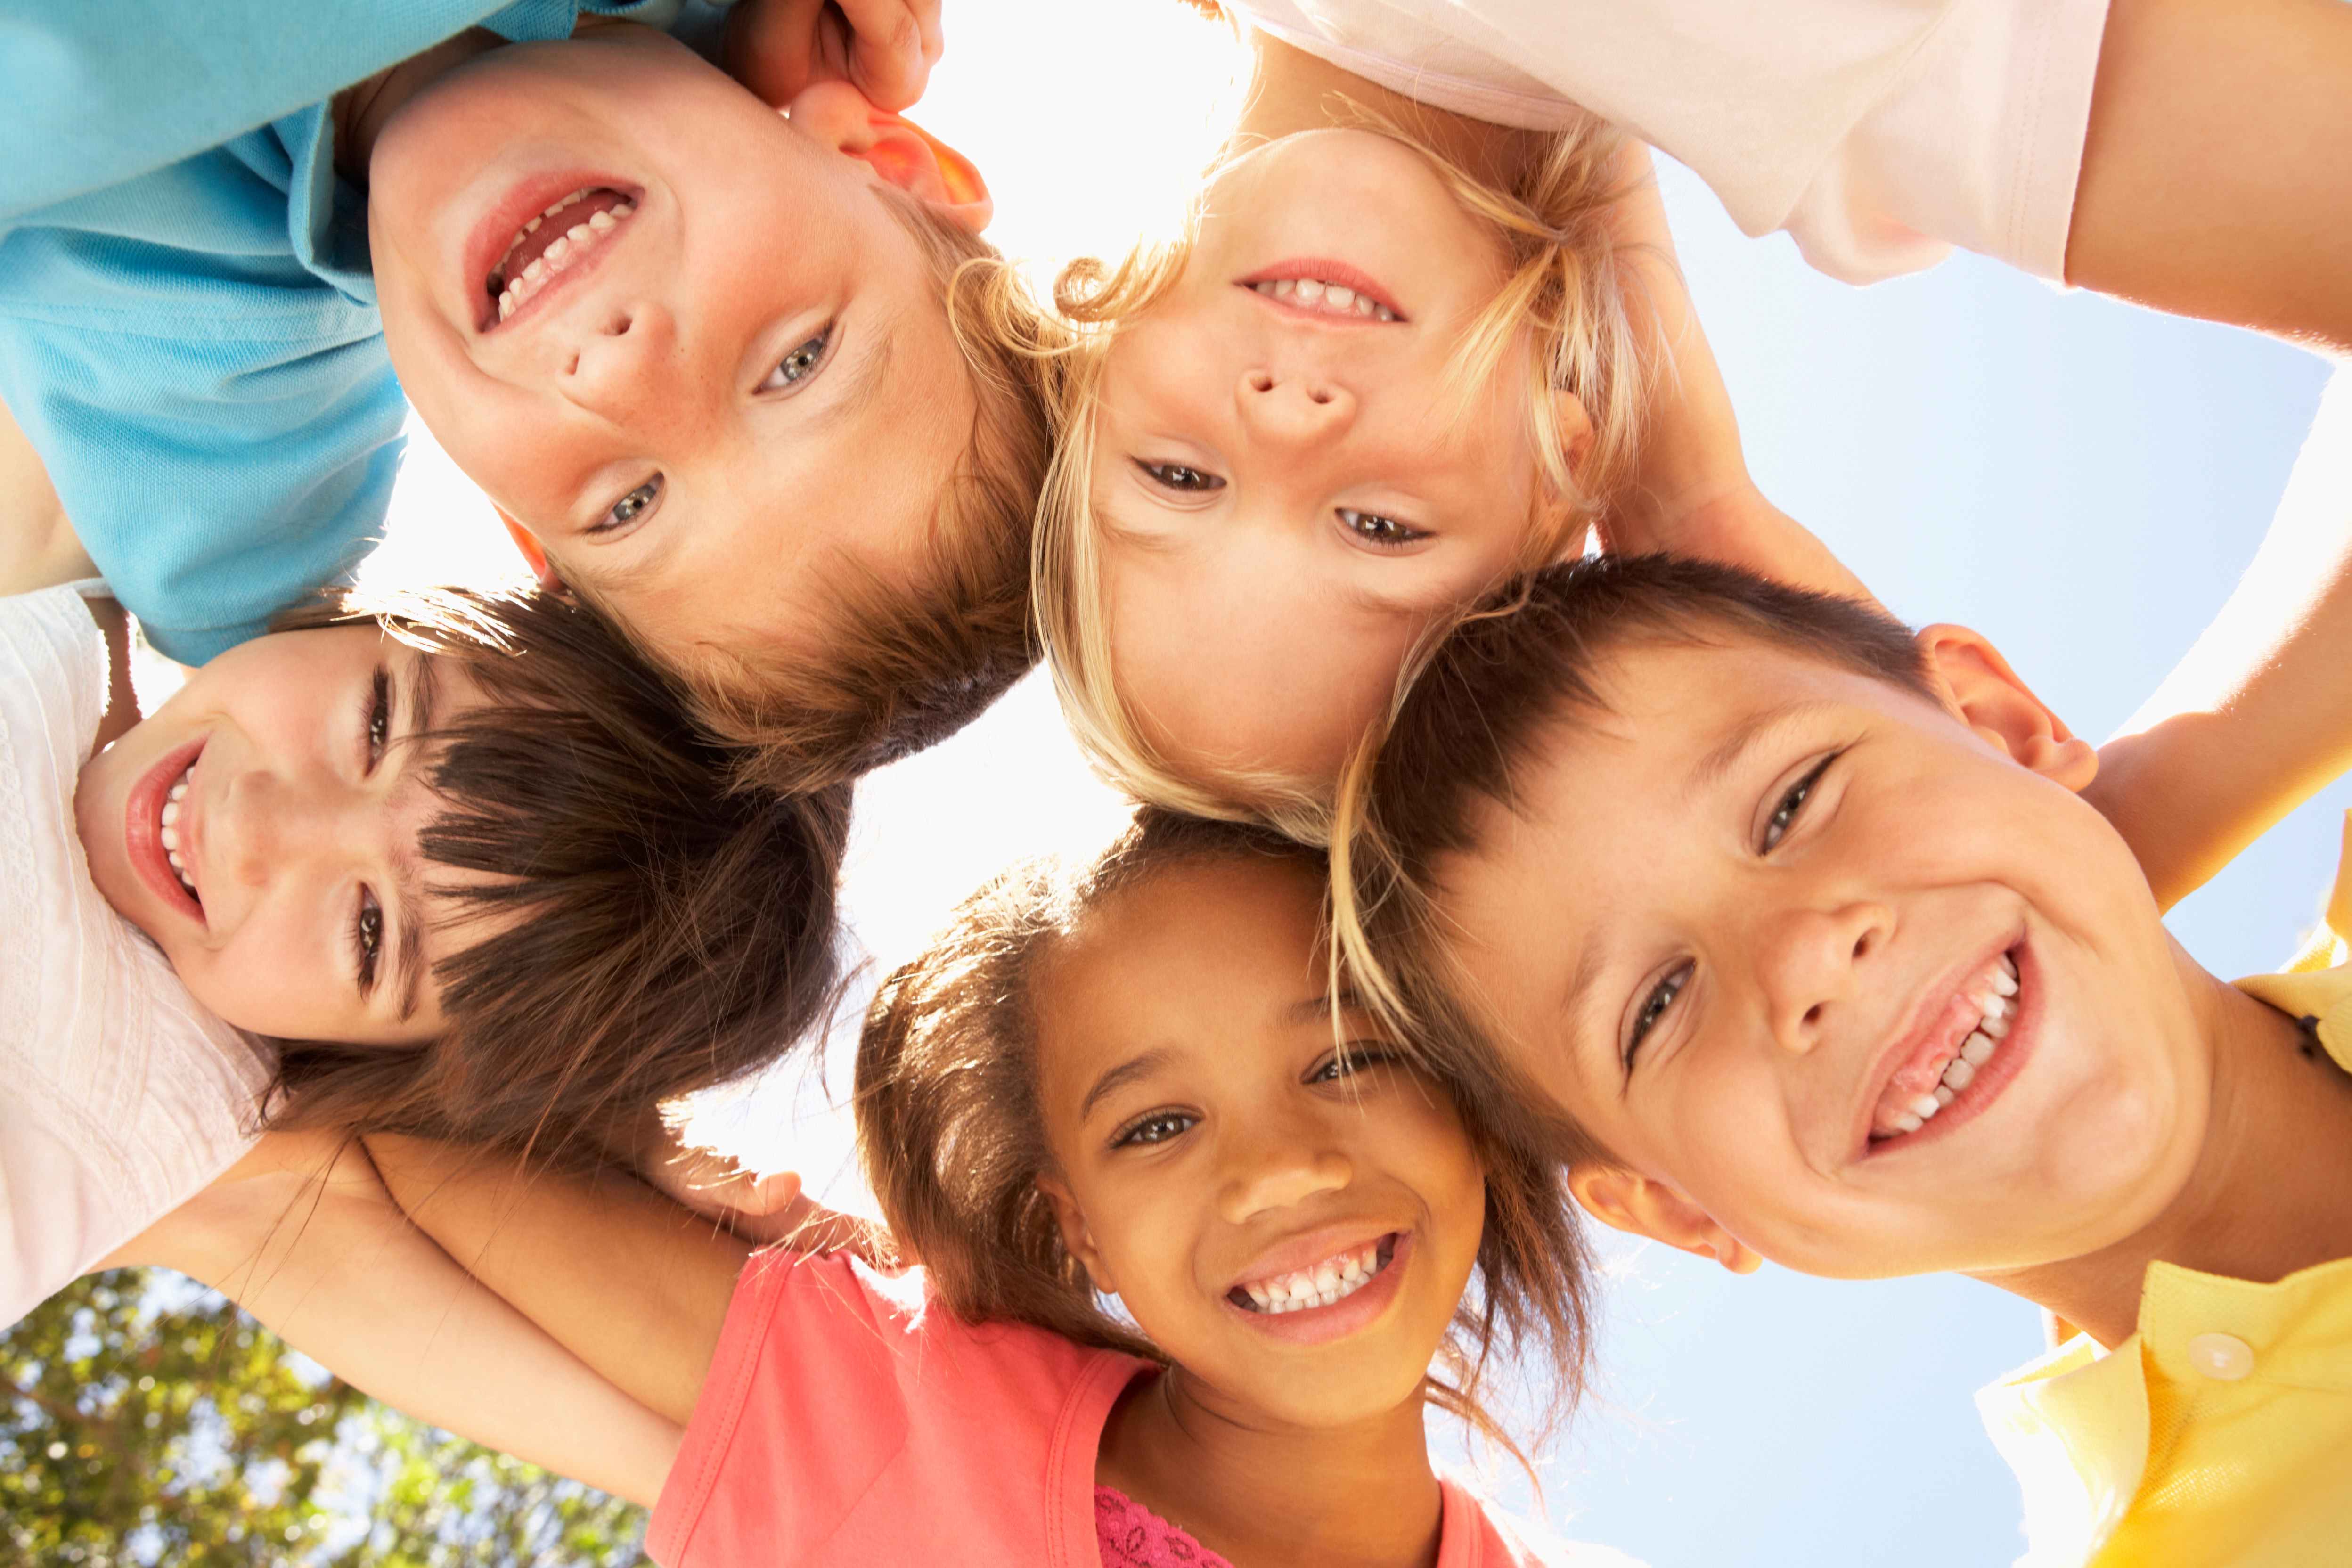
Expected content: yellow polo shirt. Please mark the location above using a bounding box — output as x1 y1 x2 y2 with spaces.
1975 823 2352 1567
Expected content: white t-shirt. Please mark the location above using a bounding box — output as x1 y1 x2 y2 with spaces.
0 585 269 1328
1227 0 2113 284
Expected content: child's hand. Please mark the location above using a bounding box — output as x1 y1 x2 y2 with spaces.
644 1150 889 1262
725 0 943 113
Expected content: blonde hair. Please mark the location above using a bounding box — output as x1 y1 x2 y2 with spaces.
673 189 1070 794
1032 111 1650 840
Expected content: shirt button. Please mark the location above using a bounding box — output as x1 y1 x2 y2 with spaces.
2187 1332 2255 1381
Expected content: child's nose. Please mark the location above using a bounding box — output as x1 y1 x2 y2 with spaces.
556 301 680 424
1234 368 1357 446
1216 1128 1354 1223
1754 899 1894 1054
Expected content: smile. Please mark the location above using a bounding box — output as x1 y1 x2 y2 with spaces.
486 187 638 321
1236 258 1408 324
1866 945 2036 1152
125 738 206 925
1230 1234 1397 1314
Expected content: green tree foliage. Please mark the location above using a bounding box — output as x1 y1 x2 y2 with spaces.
2 1272 646 1568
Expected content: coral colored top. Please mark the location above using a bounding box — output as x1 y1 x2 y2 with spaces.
647 1248 1644 1567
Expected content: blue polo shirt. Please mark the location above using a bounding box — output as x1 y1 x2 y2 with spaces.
0 0 681 662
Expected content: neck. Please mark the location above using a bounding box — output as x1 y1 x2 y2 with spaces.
330 27 504 187
1974 942 2352 1348
1231 29 1549 191
1097 1366 1444 1568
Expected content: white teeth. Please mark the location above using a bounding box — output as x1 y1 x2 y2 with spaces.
566 223 593 245
1250 277 1400 321
1239 1241 1387 1313
160 825 179 851
488 193 639 319
1941 1056 1976 1091
523 258 547 282
1979 992 2011 1021
160 800 179 827
523 215 542 236
499 292 517 320
2000 952 2018 981
613 201 634 219
1295 278 1325 302
1981 1010 2010 1040
588 209 616 232
1893 1112 1924 1134
1272 279 1295 297
1933 1086 1956 1108
1990 965 2018 997
167 780 187 802
1324 285 1355 308
1959 1031 1995 1067
544 235 572 266
1908 1093 1943 1119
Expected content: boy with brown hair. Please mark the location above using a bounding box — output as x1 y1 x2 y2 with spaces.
1334 528 2352 1561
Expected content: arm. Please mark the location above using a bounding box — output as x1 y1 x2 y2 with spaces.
2067 0 2352 354
0 393 95 599
2083 366 2352 909
101 1130 681 1508
1594 147 1875 604
366 1135 754 1429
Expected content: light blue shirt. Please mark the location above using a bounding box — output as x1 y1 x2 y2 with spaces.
0 1 675 662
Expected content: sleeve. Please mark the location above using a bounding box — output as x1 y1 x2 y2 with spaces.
1771 0 2114 283
0 298 406 664
646 1250 920 1565
0 0 517 225
0 1098 131 1329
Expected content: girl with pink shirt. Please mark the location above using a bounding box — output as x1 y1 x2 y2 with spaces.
374 811 1640 1567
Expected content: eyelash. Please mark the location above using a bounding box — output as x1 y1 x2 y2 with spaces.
353 889 384 995
586 325 838 536
1310 1045 1399 1083
1337 507 1429 548
1625 752 1845 1064
1111 1110 1196 1149
1134 459 1225 495
363 666 391 771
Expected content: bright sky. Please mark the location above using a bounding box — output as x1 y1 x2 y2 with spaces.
359 4 2344 1563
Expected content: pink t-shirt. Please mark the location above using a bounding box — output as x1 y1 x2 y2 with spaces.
648 1249 1635 1567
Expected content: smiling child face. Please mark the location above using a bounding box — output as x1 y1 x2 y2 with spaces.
74 626 492 1046
1033 854 1486 1429
1090 129 1561 786
367 27 980 670
1430 634 2213 1281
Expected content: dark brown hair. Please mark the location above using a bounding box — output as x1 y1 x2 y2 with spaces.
256 586 853 1164
679 190 1069 793
1331 553 1933 1108
855 809 1598 1454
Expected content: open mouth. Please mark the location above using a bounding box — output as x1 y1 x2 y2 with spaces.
1235 259 1407 323
126 739 205 923
1866 947 2025 1150
1228 1233 1398 1314
475 183 642 331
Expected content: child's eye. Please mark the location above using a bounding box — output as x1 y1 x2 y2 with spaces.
1112 1110 1197 1148
363 666 391 772
758 323 835 392
1761 753 1841 852
1337 507 1429 548
1625 961 1692 1067
592 475 663 535
1133 459 1226 495
353 888 384 995
1310 1045 1399 1083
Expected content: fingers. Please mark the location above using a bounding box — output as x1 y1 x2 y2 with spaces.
837 0 942 111
727 0 942 113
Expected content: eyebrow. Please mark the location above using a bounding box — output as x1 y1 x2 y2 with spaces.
1078 1047 1174 1120
388 655 442 1025
1683 700 1839 802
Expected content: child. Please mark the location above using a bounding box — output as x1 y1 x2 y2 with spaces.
1034 10 2351 870
3 572 852 1335
1331 551 2352 1565
0 2 1056 789
371 812 1641 1566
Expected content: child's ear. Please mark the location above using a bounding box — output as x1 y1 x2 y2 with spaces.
1915 624 2098 793
495 508 567 595
784 80 992 231
1569 1163 1762 1275
1037 1174 1118 1297
1548 389 1595 475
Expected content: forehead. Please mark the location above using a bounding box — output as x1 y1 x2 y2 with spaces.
1034 856 1328 1088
